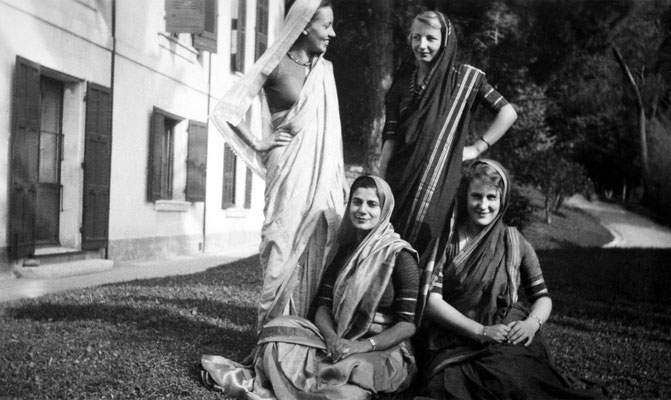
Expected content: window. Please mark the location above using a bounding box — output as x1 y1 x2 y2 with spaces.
255 0 269 60
193 0 218 53
232 0 247 72
222 144 236 209
244 167 253 208
165 0 218 53
148 108 182 201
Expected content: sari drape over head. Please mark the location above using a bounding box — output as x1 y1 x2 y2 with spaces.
201 177 417 399
210 0 345 329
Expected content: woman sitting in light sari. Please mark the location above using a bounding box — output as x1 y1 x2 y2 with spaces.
202 176 419 399
416 159 607 400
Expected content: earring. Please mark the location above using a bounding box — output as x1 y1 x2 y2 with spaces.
302 30 308 35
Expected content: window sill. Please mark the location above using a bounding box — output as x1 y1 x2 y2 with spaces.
224 208 250 218
154 200 191 212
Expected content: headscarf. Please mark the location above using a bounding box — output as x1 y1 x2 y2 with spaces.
438 159 516 326
331 176 417 340
392 11 457 145
210 0 322 177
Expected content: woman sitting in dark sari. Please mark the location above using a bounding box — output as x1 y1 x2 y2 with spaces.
416 159 608 400
202 176 419 399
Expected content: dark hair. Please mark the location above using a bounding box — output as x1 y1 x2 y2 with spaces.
349 176 378 200
455 162 506 225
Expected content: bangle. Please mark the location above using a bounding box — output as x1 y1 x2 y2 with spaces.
368 338 377 351
529 313 543 330
479 136 491 150
481 326 487 337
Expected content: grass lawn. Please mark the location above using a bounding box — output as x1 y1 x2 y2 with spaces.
1 199 669 399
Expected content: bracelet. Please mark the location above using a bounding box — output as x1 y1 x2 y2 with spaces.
528 313 543 330
368 338 377 351
479 136 491 150
481 326 487 337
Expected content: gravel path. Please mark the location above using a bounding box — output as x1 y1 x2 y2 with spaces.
565 195 671 248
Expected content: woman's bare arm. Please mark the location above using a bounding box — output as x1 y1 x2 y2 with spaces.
425 292 510 344
463 104 517 161
227 121 293 153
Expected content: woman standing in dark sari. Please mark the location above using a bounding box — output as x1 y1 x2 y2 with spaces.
379 11 517 321
416 160 608 400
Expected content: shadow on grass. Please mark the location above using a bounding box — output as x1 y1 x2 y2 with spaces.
3 256 264 397
537 247 671 339
3 249 669 399
116 255 264 289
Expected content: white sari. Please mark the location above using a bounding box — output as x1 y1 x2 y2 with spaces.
210 0 345 329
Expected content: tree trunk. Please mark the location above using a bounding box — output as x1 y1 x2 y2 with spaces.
544 192 552 224
612 45 649 198
553 193 564 212
363 0 394 175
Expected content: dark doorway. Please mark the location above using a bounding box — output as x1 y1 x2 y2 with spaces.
35 77 63 245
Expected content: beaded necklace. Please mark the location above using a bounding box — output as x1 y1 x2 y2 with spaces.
287 52 311 67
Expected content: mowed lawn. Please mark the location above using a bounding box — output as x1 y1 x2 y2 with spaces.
1 201 670 399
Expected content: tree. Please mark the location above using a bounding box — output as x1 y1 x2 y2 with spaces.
518 150 593 224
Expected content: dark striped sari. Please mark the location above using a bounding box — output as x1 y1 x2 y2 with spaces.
382 13 508 324
417 160 608 400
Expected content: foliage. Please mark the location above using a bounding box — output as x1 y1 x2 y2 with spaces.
503 183 535 230
517 150 593 224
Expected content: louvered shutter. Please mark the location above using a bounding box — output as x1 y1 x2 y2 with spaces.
222 144 236 208
236 0 247 72
255 0 269 60
186 120 207 202
194 0 218 53
244 167 253 208
148 109 166 201
9 56 40 259
82 83 112 250
165 0 205 33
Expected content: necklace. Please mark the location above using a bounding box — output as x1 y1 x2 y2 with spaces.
287 52 311 67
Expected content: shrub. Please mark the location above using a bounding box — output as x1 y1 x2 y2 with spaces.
504 184 535 229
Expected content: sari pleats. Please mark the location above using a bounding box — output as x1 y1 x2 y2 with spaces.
202 316 415 400
256 59 344 329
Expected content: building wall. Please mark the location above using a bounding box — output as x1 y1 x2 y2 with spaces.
108 0 209 260
0 0 275 269
0 0 112 268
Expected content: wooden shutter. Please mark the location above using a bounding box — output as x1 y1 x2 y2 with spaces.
222 143 236 208
236 0 247 72
186 120 207 202
165 0 205 33
194 0 218 53
82 83 112 250
148 108 166 201
244 167 253 208
9 56 41 259
255 0 269 60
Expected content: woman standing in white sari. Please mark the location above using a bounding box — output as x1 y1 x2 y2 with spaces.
211 0 345 331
